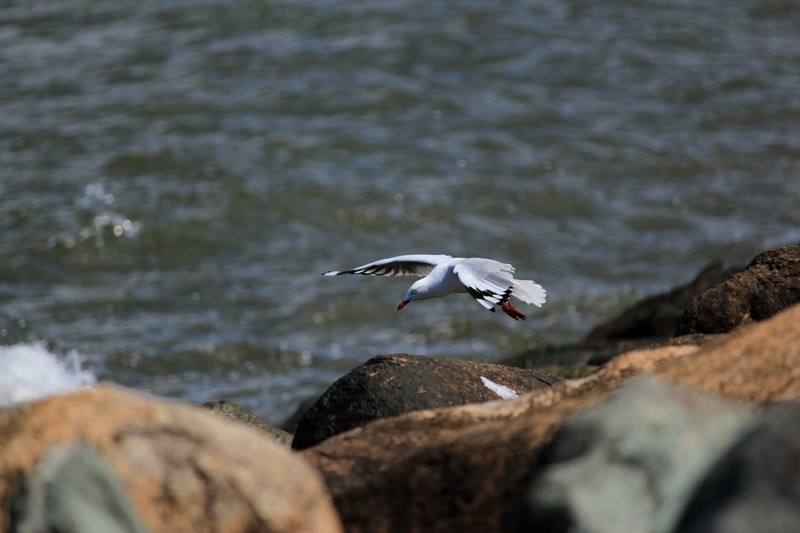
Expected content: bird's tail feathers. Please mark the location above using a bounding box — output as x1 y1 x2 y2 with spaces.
511 280 546 307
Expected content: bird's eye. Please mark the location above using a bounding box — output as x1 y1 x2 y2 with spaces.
411 289 417 294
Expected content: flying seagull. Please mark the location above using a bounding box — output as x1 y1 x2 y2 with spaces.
323 254 546 320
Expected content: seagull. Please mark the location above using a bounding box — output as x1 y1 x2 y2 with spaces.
323 254 546 320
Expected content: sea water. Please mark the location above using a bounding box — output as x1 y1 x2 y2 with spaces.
2 0 799 422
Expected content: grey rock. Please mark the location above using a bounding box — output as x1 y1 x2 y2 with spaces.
201 399 292 447
506 377 754 533
675 402 800 533
13 445 150 533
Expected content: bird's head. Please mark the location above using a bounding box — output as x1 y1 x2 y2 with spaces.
397 280 427 311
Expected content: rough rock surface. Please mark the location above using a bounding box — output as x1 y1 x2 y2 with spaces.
675 245 800 336
586 261 738 341
302 304 800 533
676 402 800 533
201 399 292 447
292 354 563 450
0 385 342 533
505 378 754 533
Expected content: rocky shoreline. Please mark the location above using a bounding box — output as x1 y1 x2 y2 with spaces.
2 245 799 532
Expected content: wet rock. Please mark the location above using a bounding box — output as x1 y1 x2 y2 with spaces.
586 261 739 342
676 245 800 336
676 402 800 533
201 399 292 447
505 378 754 533
0 385 342 533
291 354 564 450
13 445 151 533
302 304 800 533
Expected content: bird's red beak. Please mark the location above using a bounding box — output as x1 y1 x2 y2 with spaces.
397 300 409 311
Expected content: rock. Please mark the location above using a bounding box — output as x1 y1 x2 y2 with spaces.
13 445 152 533
676 402 800 533
585 333 719 366
506 332 716 371
302 304 800 533
505 377 754 533
675 245 800 336
281 396 318 434
504 338 652 371
586 261 739 342
0 385 342 533
291 354 564 450
201 400 292 447
531 364 598 379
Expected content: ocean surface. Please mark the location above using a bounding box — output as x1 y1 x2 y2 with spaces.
2 0 799 422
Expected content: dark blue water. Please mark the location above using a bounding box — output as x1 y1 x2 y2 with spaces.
2 0 799 422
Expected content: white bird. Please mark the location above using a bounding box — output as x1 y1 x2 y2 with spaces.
323 254 546 321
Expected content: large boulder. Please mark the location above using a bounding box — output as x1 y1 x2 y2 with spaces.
302 304 800 533
675 245 800 336
505 378 754 533
0 385 342 533
292 354 563 450
676 402 800 533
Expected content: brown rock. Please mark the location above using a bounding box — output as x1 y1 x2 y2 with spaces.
675 245 800 336
302 304 800 533
292 354 563 450
0 385 342 533
586 261 739 341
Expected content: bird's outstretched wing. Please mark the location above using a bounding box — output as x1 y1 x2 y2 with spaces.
323 254 452 277
455 258 547 311
453 258 516 311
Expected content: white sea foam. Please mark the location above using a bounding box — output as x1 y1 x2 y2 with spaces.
0 342 97 407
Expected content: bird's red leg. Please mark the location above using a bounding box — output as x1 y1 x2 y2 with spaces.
501 300 527 321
